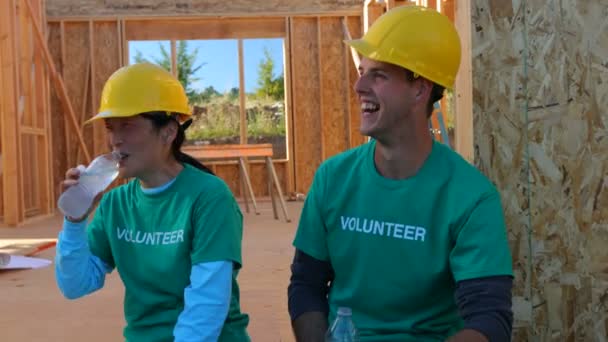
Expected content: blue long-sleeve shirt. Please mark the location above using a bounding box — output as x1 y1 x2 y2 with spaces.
55 179 232 341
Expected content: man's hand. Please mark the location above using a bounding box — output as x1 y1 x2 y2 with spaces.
446 329 488 342
292 311 328 342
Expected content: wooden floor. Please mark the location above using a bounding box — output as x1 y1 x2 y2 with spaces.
0 201 303 342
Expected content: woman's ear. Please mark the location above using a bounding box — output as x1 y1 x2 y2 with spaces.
161 123 178 144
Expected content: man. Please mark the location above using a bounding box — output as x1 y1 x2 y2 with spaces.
288 6 513 342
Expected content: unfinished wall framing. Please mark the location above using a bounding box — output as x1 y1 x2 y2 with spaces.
0 0 54 226
471 1 608 340
46 4 365 199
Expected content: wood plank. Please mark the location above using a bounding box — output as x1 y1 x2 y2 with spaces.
20 126 46 135
364 2 384 33
120 19 128 66
38 0 54 214
238 39 247 144
283 17 295 194
125 18 286 41
170 40 177 77
319 17 349 159
316 17 325 160
441 0 454 22
0 0 23 225
346 16 365 147
453 0 473 162
92 21 120 157
291 17 321 193
45 0 362 17
182 144 274 159
47 21 67 203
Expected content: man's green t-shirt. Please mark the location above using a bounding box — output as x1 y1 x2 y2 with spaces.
293 140 513 341
88 163 250 342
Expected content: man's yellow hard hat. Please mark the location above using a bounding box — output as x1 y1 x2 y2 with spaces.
345 6 461 89
85 62 191 124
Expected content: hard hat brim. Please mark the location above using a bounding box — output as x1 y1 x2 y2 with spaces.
83 109 191 126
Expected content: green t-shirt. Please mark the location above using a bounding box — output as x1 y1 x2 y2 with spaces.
88 163 250 342
293 140 513 341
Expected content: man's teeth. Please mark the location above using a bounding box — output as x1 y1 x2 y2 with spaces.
361 102 379 111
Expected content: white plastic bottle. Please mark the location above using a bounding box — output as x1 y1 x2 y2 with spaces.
325 307 360 342
57 153 120 219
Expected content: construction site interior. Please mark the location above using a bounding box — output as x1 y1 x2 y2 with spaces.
0 0 607 341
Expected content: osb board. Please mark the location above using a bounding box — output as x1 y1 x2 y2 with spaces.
47 22 68 201
291 17 322 193
248 162 288 197
471 1 608 340
345 16 366 148
319 17 349 160
213 163 241 198
46 0 362 17
63 22 93 167
92 21 121 156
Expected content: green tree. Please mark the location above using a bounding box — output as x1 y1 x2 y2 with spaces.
198 86 221 102
227 87 240 101
133 41 204 102
255 47 284 101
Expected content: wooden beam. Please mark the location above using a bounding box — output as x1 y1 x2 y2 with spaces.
116 20 123 66
364 2 385 33
125 18 286 41
46 11 362 22
182 144 274 159
75 56 90 163
238 39 247 145
0 0 22 225
120 19 128 66
20 126 46 135
341 17 360 69
23 0 91 163
283 17 295 194
343 17 353 149
316 17 325 160
170 40 177 77
453 0 473 162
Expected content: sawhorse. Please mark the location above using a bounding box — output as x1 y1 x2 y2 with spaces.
182 144 291 222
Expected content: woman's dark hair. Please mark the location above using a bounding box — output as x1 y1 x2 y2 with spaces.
140 111 215 175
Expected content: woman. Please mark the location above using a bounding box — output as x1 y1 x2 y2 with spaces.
55 62 250 342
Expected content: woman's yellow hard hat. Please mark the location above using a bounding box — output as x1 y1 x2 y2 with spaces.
345 6 461 89
85 62 191 124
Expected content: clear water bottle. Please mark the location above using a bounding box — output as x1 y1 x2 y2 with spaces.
325 307 360 342
57 152 120 219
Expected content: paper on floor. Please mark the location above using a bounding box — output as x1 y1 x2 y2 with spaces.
0 252 52 270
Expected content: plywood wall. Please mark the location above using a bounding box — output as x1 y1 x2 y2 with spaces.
471 1 608 340
46 0 361 17
47 15 364 199
290 16 365 193
0 0 53 226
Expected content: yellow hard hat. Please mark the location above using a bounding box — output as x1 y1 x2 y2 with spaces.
345 6 461 89
85 62 191 124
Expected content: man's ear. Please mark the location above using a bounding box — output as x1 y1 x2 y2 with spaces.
416 78 433 102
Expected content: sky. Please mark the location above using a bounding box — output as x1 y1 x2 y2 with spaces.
128 39 284 94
